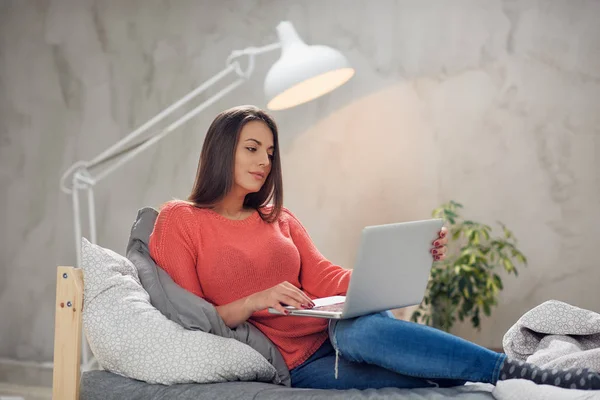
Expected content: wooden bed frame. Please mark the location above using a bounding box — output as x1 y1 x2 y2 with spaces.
52 266 83 400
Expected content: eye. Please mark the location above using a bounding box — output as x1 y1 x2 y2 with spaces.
246 147 257 152
268 153 274 160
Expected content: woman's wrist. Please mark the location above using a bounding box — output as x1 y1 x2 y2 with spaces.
216 300 250 328
243 293 258 314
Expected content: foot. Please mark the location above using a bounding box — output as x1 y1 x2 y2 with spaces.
499 358 600 390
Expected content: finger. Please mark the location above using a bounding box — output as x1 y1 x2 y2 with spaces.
433 236 448 247
273 304 290 315
431 246 447 255
275 293 302 309
297 290 315 307
434 253 446 261
278 292 309 310
439 227 448 238
282 282 314 306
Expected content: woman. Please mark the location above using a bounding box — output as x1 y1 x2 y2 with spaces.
149 105 599 391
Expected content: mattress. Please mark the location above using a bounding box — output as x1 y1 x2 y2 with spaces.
80 370 496 400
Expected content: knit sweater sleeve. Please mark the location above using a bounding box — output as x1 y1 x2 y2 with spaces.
149 202 204 298
285 209 352 298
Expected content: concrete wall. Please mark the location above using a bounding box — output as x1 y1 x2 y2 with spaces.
1 0 599 366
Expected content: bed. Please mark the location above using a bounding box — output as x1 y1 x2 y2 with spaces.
51 266 586 400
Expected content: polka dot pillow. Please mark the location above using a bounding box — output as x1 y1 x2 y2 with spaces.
80 238 278 385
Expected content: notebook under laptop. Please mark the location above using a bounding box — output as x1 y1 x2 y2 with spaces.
268 218 444 319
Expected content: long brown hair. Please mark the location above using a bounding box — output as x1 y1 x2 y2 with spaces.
188 105 283 223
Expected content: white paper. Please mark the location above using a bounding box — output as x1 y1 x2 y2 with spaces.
284 295 346 309
312 296 346 307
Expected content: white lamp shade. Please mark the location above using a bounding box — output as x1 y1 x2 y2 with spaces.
264 21 355 111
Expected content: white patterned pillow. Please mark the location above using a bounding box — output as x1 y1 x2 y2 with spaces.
80 238 278 385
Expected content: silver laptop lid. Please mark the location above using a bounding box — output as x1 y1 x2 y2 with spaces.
342 218 444 319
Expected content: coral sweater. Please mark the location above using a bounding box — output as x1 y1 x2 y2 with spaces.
149 200 352 370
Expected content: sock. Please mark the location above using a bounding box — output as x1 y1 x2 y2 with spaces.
499 358 600 390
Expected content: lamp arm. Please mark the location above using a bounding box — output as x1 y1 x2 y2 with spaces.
59 63 237 194
59 41 282 194
92 77 245 185
226 42 281 79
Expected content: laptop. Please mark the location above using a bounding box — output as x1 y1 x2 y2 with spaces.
268 218 444 319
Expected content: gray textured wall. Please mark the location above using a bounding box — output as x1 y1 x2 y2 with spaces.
1 0 599 364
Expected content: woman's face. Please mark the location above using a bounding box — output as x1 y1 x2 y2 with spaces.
233 120 274 194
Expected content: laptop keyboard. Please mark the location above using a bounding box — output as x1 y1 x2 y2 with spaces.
313 302 345 312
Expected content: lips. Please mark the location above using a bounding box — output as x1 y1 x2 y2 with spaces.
250 172 265 179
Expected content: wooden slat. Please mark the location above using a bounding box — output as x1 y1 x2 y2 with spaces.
52 266 83 400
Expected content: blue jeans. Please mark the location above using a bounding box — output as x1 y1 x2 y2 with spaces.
290 311 506 390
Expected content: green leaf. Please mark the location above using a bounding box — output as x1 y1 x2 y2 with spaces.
450 200 463 208
411 311 421 322
493 274 504 290
464 229 473 240
481 229 491 240
483 302 491 316
461 265 474 272
499 222 514 240
461 299 473 314
515 252 527 265
469 254 476 265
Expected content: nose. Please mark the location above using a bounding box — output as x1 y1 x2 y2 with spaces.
259 152 271 167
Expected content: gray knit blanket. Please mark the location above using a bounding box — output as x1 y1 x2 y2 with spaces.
502 300 600 372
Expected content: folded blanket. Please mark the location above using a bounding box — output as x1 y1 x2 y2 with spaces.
503 300 600 372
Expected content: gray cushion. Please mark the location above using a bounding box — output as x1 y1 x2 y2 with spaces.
81 370 496 400
126 207 291 386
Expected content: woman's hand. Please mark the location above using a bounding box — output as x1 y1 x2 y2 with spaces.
218 281 315 328
431 227 448 262
248 281 315 315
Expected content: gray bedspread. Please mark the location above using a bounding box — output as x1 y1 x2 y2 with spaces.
80 370 495 400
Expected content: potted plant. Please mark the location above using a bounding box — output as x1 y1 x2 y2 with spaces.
411 201 527 332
